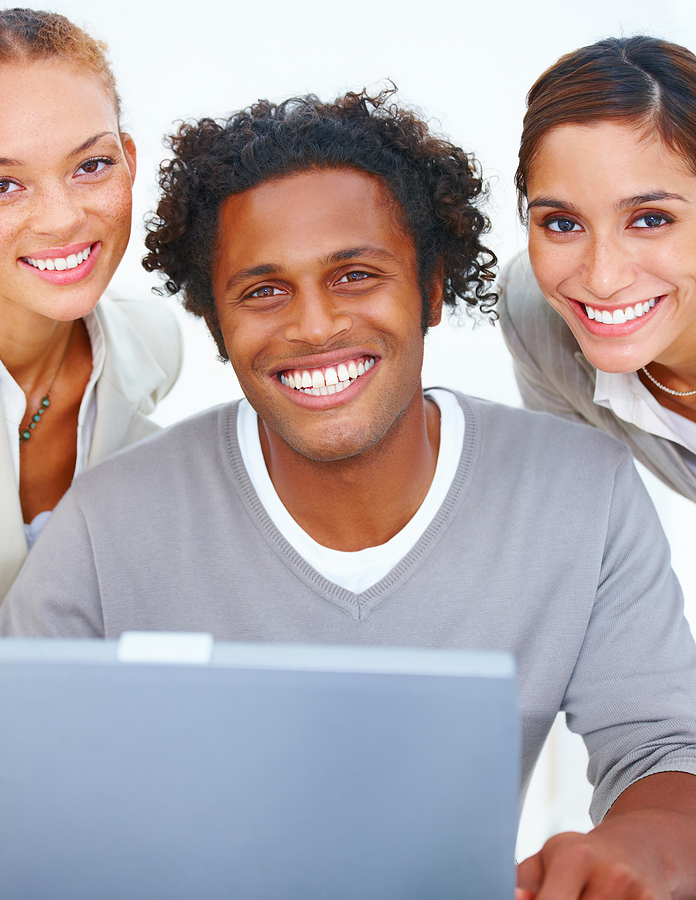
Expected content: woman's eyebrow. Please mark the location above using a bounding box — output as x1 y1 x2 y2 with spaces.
528 192 691 212
615 191 689 210
69 131 119 158
0 132 119 168
527 197 579 212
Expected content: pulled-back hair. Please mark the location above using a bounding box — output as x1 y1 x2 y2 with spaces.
516 35 696 219
0 8 120 119
143 88 497 357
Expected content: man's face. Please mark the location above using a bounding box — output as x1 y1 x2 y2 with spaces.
211 167 442 462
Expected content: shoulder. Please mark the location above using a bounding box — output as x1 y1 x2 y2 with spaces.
95 295 183 388
74 402 239 494
498 252 579 354
452 389 632 468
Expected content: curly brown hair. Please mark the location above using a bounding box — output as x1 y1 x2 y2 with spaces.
143 89 497 358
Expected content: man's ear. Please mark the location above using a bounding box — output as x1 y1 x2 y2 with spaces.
426 260 445 328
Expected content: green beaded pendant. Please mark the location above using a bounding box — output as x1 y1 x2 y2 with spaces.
19 395 49 444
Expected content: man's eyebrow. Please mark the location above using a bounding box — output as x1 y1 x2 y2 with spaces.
222 247 399 294
0 132 119 169
224 264 282 294
325 246 399 264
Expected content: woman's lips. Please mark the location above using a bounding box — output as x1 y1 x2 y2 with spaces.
568 294 665 335
18 241 100 286
583 296 660 324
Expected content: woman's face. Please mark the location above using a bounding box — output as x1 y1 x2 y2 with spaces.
526 120 696 374
0 60 136 327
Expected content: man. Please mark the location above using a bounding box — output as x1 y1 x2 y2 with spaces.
2 90 696 898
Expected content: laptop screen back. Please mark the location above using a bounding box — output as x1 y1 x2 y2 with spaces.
0 637 519 900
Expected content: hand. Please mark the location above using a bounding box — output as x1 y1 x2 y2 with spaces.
515 824 671 900
514 773 696 900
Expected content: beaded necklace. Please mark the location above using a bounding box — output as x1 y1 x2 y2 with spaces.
19 322 76 445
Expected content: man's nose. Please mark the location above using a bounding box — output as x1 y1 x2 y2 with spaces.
283 287 352 346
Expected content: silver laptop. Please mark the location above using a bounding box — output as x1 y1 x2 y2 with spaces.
0 634 519 900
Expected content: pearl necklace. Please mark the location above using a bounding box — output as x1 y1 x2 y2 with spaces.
640 364 696 397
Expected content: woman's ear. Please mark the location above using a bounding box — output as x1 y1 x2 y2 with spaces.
120 133 137 184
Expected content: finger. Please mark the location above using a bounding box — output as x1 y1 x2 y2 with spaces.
517 851 544 895
530 833 594 900
514 889 537 900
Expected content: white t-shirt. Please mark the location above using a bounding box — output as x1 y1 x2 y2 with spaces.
594 369 696 475
237 388 465 593
0 313 104 547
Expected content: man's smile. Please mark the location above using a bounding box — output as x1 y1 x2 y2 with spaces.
278 355 375 396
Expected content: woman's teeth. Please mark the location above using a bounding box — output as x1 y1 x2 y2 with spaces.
584 297 657 324
279 357 375 396
24 245 92 271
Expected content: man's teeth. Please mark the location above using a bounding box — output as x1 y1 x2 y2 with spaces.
585 297 657 324
24 245 92 271
279 357 375 396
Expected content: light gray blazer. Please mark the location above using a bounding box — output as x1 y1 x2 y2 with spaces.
0 296 183 600
498 252 696 503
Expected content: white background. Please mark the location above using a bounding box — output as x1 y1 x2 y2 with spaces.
23 0 696 858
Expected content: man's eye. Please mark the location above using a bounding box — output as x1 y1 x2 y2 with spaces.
248 285 281 299
78 158 113 176
546 218 580 234
0 179 21 195
337 271 372 283
632 213 671 229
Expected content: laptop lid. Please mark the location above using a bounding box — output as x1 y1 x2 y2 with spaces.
0 635 519 900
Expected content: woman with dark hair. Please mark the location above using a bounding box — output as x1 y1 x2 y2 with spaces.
0 9 182 599
500 36 696 501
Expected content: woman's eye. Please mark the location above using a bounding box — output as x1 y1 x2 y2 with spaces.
78 157 113 176
0 179 22 195
632 213 670 229
546 217 580 234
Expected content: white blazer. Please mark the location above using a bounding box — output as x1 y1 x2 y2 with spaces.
0 296 183 600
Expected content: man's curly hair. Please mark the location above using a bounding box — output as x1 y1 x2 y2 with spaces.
143 88 497 358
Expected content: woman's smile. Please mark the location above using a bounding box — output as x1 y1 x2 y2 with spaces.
0 60 136 327
527 120 696 374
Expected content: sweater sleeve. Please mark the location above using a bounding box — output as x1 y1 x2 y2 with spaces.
0 487 105 638
561 451 696 822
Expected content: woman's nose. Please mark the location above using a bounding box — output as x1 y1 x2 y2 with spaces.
580 236 636 299
31 183 85 240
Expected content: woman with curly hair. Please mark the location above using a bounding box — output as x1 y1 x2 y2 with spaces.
0 9 181 599
500 36 696 502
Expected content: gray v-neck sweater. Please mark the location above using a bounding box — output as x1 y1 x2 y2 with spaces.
3 391 696 820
